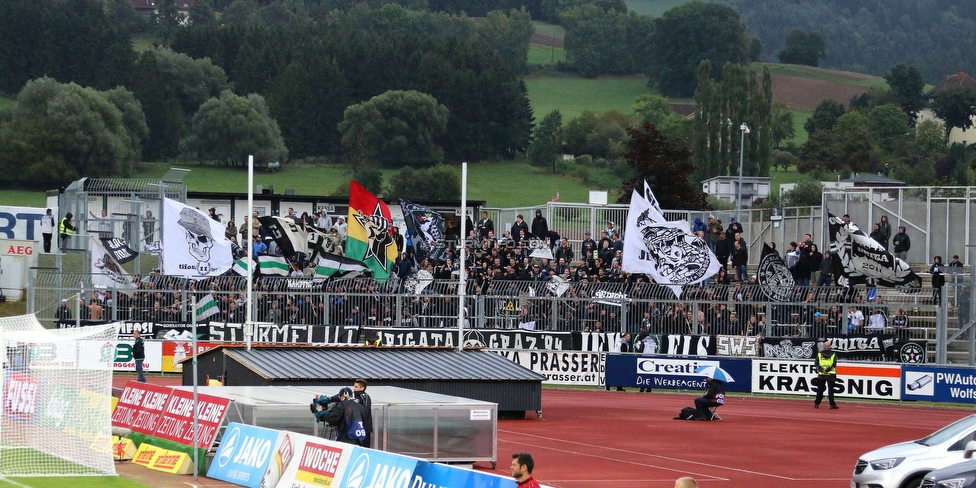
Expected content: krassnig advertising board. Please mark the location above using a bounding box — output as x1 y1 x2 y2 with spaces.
752 359 901 400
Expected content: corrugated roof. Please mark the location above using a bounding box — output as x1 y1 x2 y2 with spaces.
221 347 546 382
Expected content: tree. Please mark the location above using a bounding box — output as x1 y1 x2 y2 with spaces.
796 130 839 174
770 102 795 148
648 2 750 97
527 110 563 171
189 0 217 27
338 90 449 169
803 99 845 136
884 63 925 126
562 110 631 159
617 121 709 210
561 6 654 77
0 78 135 187
478 9 534 75
777 29 826 67
387 164 460 200
833 111 875 173
102 87 150 163
781 180 825 206
693 61 774 180
931 87 976 138
771 149 797 172
867 103 910 150
180 90 288 166
154 0 185 42
913 120 948 157
0 0 135 94
221 0 259 26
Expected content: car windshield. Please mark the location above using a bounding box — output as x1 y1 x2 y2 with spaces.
917 415 976 446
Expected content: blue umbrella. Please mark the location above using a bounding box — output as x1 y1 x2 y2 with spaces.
694 365 735 383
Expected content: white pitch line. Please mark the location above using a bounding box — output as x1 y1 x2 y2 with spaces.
501 429 808 481
0 477 32 488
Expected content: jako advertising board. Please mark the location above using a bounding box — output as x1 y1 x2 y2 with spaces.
207 423 293 488
494 350 604 386
751 359 901 400
902 365 976 403
604 355 752 392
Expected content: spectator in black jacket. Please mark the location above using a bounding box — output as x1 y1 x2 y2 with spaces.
530 210 548 240
511 215 528 244
892 226 911 262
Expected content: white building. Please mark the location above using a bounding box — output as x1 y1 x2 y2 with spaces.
701 176 771 208
918 71 976 146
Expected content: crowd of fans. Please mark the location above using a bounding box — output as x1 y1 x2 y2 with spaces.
55 209 967 340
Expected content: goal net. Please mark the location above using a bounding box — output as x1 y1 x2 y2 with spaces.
0 314 117 476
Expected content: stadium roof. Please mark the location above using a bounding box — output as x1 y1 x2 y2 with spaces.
211 346 545 382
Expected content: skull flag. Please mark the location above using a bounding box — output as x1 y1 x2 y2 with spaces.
162 198 233 278
622 181 720 298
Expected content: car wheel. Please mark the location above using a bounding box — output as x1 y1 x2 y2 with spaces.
901 474 925 488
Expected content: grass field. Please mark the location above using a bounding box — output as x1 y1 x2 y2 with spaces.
756 63 887 88
0 477 145 487
623 0 690 16
524 74 652 121
0 190 47 207
791 109 812 145
531 21 565 40
528 44 565 65
131 160 595 207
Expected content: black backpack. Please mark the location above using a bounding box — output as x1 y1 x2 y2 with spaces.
674 407 699 420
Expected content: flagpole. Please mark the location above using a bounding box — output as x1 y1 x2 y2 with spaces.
246 155 254 352
458 162 467 352
191 294 199 480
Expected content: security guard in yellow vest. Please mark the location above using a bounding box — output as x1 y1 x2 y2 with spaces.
59 213 77 250
814 340 839 409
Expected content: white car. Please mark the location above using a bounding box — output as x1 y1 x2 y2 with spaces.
852 414 976 488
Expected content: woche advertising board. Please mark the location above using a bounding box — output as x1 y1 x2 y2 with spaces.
751 359 901 400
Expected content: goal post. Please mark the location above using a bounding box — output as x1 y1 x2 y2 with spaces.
1 314 118 476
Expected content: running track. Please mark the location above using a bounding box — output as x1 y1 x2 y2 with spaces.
115 376 972 487
488 389 972 487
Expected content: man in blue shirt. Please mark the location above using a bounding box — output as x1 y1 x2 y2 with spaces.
251 234 267 258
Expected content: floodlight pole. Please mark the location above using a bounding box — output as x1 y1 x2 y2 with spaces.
458 162 467 352
737 123 750 219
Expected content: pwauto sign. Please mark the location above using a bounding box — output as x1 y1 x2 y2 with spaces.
751 359 901 400
902 365 976 403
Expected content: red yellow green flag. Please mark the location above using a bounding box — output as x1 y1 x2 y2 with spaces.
346 180 398 280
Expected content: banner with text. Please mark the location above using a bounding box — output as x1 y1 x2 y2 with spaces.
494 350 604 386
902 365 976 403
751 359 901 400
152 388 229 449
604 354 752 392
714 335 760 357
207 423 292 488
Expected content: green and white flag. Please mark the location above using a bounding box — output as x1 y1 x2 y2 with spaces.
232 257 254 276
257 254 290 276
315 253 369 279
195 294 220 321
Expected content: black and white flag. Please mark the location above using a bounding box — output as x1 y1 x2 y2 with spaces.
622 181 719 298
827 213 922 291
258 216 308 258
90 237 138 295
399 199 449 263
162 198 233 277
305 226 338 265
757 242 796 301
99 237 139 264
